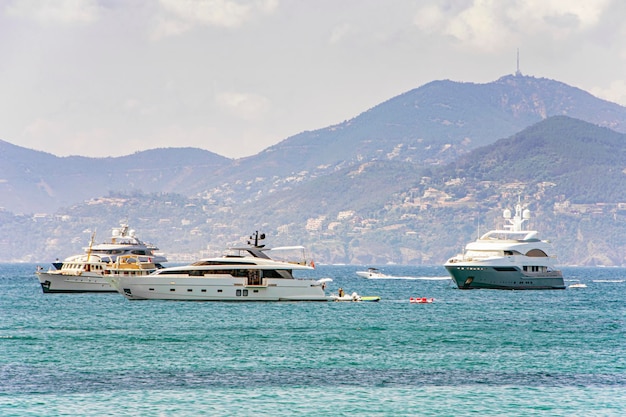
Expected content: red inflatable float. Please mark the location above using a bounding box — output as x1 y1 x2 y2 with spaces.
410 297 434 304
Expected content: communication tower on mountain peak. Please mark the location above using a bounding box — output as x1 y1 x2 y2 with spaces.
515 48 522 76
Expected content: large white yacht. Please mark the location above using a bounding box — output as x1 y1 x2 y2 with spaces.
107 232 332 301
36 224 167 293
444 203 565 290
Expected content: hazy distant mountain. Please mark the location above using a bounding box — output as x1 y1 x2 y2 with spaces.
219 116 626 265
3 74 626 214
228 74 626 179
228 115 626 233
0 143 230 213
5 73 626 265
4 115 626 265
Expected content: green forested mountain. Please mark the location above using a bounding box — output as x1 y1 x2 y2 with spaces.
446 116 626 203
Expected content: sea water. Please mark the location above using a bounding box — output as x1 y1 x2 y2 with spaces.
0 264 624 416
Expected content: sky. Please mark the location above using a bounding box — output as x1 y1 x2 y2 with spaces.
1 0 625 159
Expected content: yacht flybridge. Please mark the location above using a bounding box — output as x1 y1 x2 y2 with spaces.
107 231 332 301
444 203 565 290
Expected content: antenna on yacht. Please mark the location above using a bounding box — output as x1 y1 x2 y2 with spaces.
504 198 529 232
86 230 96 262
248 231 266 248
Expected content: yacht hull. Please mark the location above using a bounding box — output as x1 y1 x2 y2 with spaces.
107 276 330 301
36 271 116 293
445 265 565 290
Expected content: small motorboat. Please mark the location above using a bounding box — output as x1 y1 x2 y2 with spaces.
410 297 434 304
356 267 390 279
331 291 381 302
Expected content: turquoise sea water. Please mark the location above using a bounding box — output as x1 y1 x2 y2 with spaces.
1 264 624 416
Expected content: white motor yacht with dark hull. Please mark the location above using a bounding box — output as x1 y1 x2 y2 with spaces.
108 232 332 301
36 223 167 293
444 203 565 290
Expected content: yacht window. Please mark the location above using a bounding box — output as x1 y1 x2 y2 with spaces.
191 260 255 266
263 269 291 278
465 250 502 258
159 270 188 275
526 249 548 257
201 269 247 277
236 289 242 296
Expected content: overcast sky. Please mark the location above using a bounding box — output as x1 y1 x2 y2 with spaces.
1 0 625 159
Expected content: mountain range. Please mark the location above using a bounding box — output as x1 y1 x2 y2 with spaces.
2 73 626 265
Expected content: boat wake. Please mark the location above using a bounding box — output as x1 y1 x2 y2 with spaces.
592 279 625 283
364 276 451 281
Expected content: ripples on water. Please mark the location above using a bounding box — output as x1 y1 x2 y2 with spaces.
1 264 624 416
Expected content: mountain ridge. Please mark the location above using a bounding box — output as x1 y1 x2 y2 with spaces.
3 74 626 214
3 75 626 265
4 115 624 265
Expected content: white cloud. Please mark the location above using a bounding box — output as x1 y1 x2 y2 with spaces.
412 4 447 34
516 0 608 29
153 0 279 38
216 92 271 121
123 98 154 117
4 0 100 24
591 80 626 108
413 0 612 51
22 118 64 140
1 0 625 161
329 23 353 45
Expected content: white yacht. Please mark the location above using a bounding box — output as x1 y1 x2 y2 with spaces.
36 224 167 293
444 203 565 290
107 232 332 301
